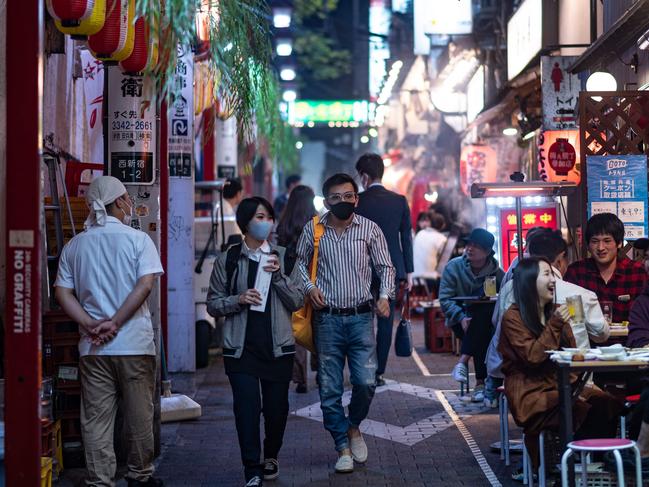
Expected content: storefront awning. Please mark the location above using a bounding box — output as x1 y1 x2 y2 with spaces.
568 0 649 74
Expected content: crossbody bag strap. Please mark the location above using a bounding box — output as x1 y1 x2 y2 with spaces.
310 215 325 283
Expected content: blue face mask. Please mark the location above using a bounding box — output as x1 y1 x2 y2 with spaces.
248 220 273 241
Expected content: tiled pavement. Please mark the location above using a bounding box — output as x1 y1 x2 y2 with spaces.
59 318 525 486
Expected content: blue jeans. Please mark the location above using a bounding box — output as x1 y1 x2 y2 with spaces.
314 311 377 451
375 299 396 376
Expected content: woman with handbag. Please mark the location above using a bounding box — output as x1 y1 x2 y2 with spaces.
207 196 304 487
276 185 318 393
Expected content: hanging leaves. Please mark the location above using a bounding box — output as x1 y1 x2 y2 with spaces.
134 0 297 169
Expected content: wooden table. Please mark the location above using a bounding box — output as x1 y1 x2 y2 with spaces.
556 360 649 486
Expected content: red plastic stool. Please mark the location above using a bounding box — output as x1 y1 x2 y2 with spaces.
561 438 642 487
64 161 103 197
620 394 642 439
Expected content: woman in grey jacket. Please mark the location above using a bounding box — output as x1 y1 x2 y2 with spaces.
207 196 303 487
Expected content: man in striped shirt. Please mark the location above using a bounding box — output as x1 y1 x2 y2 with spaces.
297 173 395 474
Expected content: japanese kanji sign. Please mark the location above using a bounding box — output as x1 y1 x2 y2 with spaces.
107 65 157 185
80 49 104 164
587 155 648 239
541 56 580 130
168 46 194 178
460 144 497 196
499 206 559 270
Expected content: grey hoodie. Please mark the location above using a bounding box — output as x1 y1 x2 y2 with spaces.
438 254 504 328
206 243 304 359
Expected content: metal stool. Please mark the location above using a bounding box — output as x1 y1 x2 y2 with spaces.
498 385 511 466
560 438 642 487
620 394 641 439
522 432 546 486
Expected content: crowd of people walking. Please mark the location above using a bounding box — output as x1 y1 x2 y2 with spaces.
52 152 649 487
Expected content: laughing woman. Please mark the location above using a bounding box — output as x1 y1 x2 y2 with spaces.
499 257 622 475
207 197 304 487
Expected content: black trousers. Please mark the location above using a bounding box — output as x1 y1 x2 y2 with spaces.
452 303 495 381
228 373 290 481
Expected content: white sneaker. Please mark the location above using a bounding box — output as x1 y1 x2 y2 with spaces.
334 454 354 473
349 433 368 463
451 363 468 383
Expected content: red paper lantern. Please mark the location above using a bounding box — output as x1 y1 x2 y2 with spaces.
459 144 497 196
88 0 135 62
47 0 94 27
119 17 149 74
548 137 576 176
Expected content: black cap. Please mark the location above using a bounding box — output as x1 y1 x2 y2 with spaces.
464 228 495 252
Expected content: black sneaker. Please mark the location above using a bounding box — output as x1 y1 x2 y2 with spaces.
295 384 307 393
245 475 263 486
376 375 386 387
263 458 279 480
127 477 164 487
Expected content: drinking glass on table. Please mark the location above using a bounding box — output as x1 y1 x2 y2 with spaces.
600 300 613 324
484 276 497 297
566 295 585 323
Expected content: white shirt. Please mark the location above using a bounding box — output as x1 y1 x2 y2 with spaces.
412 228 447 279
487 266 609 377
55 216 164 357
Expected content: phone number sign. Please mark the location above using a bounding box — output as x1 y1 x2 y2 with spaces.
107 66 157 185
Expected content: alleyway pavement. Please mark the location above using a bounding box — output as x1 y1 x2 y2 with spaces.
153 318 522 487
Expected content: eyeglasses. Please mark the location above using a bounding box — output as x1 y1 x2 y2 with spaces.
326 192 357 204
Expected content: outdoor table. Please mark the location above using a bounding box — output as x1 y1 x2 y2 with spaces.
556 360 649 486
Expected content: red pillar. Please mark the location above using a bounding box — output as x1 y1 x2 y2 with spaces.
4 1 43 485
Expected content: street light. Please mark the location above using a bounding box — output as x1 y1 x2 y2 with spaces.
280 67 296 81
276 39 292 56
273 8 292 28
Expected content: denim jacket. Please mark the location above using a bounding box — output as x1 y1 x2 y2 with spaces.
206 243 304 359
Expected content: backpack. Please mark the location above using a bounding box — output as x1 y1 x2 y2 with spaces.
224 243 287 295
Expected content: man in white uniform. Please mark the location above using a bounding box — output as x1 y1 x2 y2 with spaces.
55 176 164 487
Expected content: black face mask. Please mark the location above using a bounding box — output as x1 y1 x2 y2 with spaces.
329 201 355 220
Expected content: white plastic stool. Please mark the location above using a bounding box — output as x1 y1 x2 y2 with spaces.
560 438 642 487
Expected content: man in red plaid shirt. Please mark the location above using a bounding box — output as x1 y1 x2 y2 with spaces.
564 213 647 323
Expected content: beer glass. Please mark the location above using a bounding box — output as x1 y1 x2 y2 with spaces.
601 300 613 324
566 295 585 323
484 276 497 297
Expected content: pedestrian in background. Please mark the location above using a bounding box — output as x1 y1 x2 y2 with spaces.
273 174 302 217
55 176 164 487
412 212 448 296
439 228 504 402
415 212 431 233
276 185 317 393
207 197 304 487
297 173 395 473
355 153 414 386
217 177 245 249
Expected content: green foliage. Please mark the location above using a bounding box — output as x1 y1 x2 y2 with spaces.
293 34 351 81
135 0 297 171
292 0 352 81
293 0 339 21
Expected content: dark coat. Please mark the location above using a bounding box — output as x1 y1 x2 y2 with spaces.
628 283 649 347
355 185 414 280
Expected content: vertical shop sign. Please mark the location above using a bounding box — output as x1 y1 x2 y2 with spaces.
459 144 497 196
587 155 649 239
499 206 558 270
166 45 196 371
168 46 193 178
107 65 157 184
80 49 104 163
541 56 580 130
